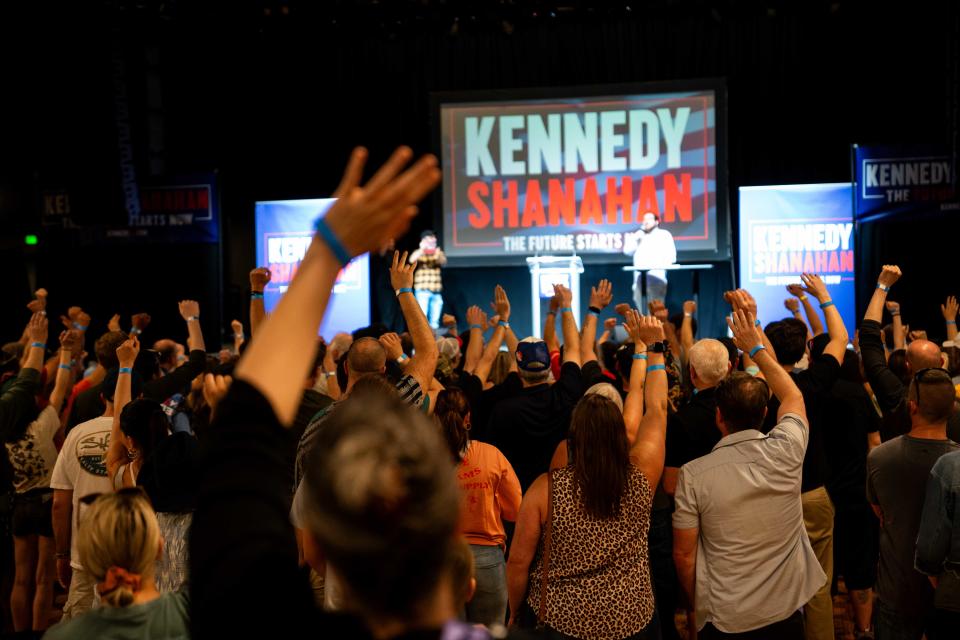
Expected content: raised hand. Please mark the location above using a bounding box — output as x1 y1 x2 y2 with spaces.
623 309 644 346
942 296 958 322
179 300 200 321
786 283 805 297
549 292 561 314
108 314 122 332
202 374 233 416
27 288 47 314
116 336 140 368
909 329 928 342
465 305 484 328
589 279 613 310
636 314 666 345
486 314 499 330
493 285 511 321
726 309 765 353
131 313 151 333
603 317 618 332
331 146 368 198
799 273 830 302
726 289 758 317
784 298 800 313
683 300 697 315
554 283 573 308
614 303 631 317
322 146 442 259
249 267 272 292
390 250 416 290
877 265 902 289
885 301 901 315
60 307 83 330
379 332 404 360
441 314 457 328
648 299 669 323
59 329 82 355
26 312 48 344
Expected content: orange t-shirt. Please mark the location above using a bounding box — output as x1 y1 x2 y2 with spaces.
457 441 522 548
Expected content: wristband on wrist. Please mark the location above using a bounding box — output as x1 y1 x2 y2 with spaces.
587 310 599 318
876 283 890 292
130 327 142 336
250 292 264 300
73 322 87 331
58 364 72 371
749 344 766 358
30 342 46 350
891 312 901 317
684 312 692 317
396 287 414 296
947 320 957 325
588 306 602 314
469 324 483 330
559 307 573 314
798 295 808 301
234 333 245 339
186 316 199 323
118 367 132 375
632 353 648 360
754 319 762 327
646 364 666 372
819 300 835 309
396 354 409 363
498 320 510 328
313 217 352 267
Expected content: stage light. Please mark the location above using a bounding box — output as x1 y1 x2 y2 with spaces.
24 234 38 246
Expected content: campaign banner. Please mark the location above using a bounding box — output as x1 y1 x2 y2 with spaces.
254 198 370 340
101 175 220 243
854 144 957 221
438 87 721 263
739 183 856 333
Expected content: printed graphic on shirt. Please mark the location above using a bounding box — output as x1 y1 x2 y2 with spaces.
6 435 44 487
76 430 111 476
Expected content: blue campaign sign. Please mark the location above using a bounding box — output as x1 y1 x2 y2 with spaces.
854 144 956 221
254 198 370 341
738 183 856 334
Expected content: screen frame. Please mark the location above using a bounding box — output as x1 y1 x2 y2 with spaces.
429 77 730 268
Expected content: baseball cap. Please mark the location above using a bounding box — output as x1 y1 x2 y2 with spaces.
516 338 550 372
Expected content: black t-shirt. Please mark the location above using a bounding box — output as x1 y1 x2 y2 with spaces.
67 382 104 433
665 386 720 468
763 354 841 494
487 362 584 492
821 378 881 506
459 371 523 444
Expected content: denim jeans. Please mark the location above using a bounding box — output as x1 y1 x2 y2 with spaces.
414 289 443 329
465 545 507 626
873 598 930 640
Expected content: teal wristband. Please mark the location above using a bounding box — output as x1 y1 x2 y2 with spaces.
30 342 45 350
58 364 72 371
129 327 142 336
587 310 599 317
314 217 352 266
646 364 666 372
469 324 483 330
876 283 890 292
754 319 762 327
559 307 573 314
749 344 766 358
250 292 265 300
118 367 132 375
72 322 87 331
819 301 835 309
632 353 648 361
498 320 510 328
948 321 957 325
397 287 414 296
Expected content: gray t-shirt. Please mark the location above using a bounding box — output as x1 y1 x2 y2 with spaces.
44 590 189 640
867 435 960 615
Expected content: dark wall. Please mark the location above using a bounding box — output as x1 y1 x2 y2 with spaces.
1 2 956 344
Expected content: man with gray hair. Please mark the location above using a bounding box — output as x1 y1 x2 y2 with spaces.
487 283 584 491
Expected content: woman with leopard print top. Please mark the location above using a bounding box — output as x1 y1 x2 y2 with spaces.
506 312 669 639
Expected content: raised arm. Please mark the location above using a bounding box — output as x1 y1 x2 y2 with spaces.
236 149 440 424
787 283 823 336
231 319 245 354
179 300 206 353
391 250 439 395
784 294 811 340
679 300 696 367
884 300 905 350
621 309 648 444
543 292 560 353
474 323 508 386
107 337 140 485
462 306 485 374
629 315 668 487
555 284 580 366
728 310 806 423
800 273 849 363
249 268 271 338
598 317 617 346
726 289 778 375
49 330 80 412
493 285 519 369
942 296 959 341
0 313 46 442
860 266 907 412
581 279 613 365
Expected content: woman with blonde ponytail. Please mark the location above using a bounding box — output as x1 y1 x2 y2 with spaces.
433 388 521 628
43 489 189 639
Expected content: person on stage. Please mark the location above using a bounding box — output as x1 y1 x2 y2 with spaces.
623 212 677 309
410 229 447 329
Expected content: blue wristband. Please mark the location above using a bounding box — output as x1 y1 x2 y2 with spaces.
72 322 87 331
498 320 510 328
948 321 957 325
469 324 483 330
587 310 599 318
876 283 890 292
250 292 264 300
58 364 72 371
559 307 573 314
129 327 142 336
118 367 132 375
646 364 666 372
754 319 762 327
819 301 835 309
749 344 766 358
30 342 45 350
632 353 648 361
396 287 414 296
313 217 352 267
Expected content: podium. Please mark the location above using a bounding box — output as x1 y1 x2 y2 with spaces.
526 256 584 338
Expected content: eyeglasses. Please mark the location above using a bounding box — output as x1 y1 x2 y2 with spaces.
79 486 148 507
912 367 952 410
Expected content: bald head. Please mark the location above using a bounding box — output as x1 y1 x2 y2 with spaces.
907 340 943 372
346 338 387 380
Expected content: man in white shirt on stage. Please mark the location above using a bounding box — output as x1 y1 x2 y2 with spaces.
623 212 677 309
